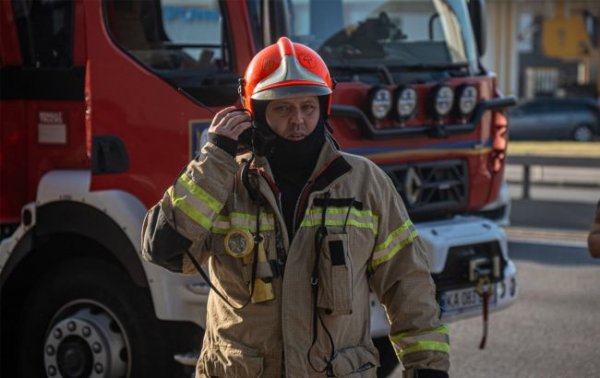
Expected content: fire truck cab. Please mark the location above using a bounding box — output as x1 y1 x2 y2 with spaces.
1 0 517 376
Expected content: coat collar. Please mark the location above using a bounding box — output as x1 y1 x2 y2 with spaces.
250 134 345 183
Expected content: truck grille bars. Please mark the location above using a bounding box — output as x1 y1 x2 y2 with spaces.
384 159 468 221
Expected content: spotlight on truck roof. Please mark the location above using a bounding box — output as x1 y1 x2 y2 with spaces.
395 87 417 120
457 84 478 116
430 85 454 118
369 87 392 121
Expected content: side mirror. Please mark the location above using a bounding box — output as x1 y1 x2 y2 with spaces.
468 0 487 57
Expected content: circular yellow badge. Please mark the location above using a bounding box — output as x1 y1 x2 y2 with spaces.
224 229 254 258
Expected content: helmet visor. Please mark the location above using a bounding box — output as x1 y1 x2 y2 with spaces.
251 85 331 101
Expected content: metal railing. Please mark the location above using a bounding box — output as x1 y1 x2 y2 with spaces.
506 155 600 199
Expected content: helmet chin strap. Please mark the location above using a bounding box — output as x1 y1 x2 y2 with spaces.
251 123 278 157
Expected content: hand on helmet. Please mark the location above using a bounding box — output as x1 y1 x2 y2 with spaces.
209 106 252 141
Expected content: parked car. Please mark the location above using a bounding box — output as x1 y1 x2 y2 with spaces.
508 97 600 141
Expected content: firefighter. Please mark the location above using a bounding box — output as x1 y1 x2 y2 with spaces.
141 37 449 378
588 200 600 258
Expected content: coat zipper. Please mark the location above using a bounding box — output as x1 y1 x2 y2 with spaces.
292 180 314 237
291 157 341 235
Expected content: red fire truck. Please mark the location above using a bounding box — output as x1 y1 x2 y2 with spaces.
0 0 517 376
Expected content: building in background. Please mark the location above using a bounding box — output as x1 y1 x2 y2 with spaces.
483 0 598 100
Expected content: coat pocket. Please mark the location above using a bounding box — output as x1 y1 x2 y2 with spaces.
317 233 353 315
199 343 264 378
330 345 379 377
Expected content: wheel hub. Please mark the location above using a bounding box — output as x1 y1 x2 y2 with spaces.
44 308 127 378
574 126 592 141
56 336 93 377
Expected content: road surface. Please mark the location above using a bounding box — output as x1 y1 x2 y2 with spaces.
388 181 599 377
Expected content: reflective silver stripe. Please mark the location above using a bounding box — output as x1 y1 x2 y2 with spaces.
177 174 222 212
370 221 417 269
299 207 378 234
390 325 450 360
390 325 449 347
171 180 219 222
253 55 329 95
167 186 213 230
212 212 276 234
396 341 450 360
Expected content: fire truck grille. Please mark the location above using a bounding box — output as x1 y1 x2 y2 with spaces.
383 159 468 221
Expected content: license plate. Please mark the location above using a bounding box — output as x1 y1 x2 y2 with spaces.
439 285 496 313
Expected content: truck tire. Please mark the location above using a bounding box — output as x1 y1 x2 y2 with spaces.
15 257 193 378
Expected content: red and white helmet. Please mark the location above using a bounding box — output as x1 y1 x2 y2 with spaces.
240 37 333 116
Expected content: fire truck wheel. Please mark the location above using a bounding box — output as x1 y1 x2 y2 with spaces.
373 336 399 377
16 257 187 378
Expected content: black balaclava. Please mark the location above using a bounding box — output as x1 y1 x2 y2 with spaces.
252 98 327 239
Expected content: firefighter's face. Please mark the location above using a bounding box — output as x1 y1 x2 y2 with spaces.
265 96 320 141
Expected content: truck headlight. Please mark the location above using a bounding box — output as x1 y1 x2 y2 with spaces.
457 84 478 116
429 85 454 118
369 87 392 120
395 87 417 120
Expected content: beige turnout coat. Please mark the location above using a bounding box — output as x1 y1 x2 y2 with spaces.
142 138 449 377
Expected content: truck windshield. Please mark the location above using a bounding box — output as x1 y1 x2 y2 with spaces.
286 0 480 81
104 0 238 105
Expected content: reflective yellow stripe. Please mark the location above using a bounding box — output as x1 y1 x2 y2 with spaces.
375 220 413 252
300 207 378 233
230 212 254 221
369 229 418 270
212 213 275 234
301 218 376 229
396 341 450 360
390 325 449 344
177 174 222 213
305 207 373 217
168 186 213 230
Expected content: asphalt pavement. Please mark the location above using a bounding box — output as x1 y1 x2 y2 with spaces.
510 198 596 232
385 240 600 378
388 181 599 377
444 243 600 377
